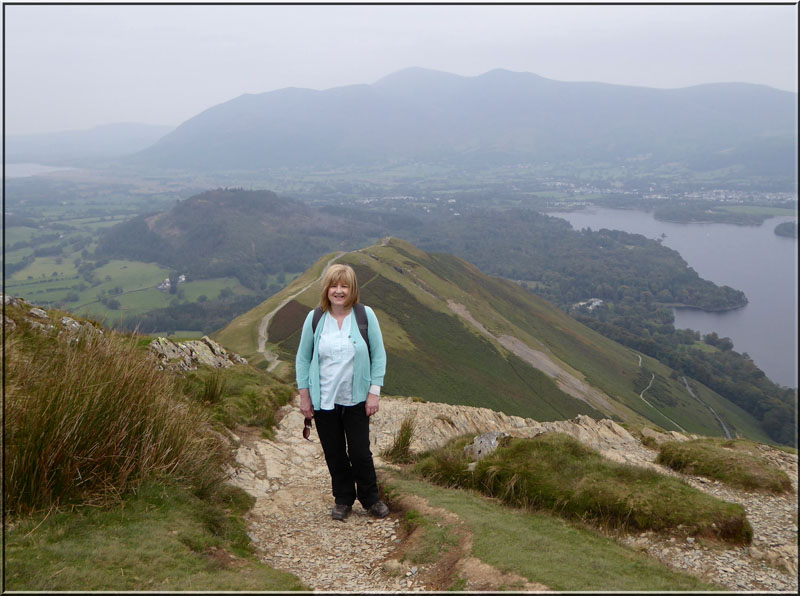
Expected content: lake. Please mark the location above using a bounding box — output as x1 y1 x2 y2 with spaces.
548 207 798 389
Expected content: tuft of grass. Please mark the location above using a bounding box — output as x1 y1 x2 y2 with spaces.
200 369 228 405
217 388 277 431
640 435 658 450
414 434 477 488
415 433 752 544
183 365 295 438
656 438 793 493
382 412 417 464
5 328 226 515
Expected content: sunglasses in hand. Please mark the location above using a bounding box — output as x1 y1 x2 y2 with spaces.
303 417 313 441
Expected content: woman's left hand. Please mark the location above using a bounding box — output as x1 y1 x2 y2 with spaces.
365 393 380 416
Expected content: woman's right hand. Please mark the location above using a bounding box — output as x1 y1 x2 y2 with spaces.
299 389 313 419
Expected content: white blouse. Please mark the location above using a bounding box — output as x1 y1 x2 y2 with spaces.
317 311 356 410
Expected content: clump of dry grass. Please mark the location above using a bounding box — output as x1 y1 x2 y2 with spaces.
200 369 228 404
5 326 225 515
382 412 418 464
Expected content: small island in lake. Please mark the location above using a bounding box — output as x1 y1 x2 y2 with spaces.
774 221 797 238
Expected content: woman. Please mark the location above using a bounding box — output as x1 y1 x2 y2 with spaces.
295 263 389 520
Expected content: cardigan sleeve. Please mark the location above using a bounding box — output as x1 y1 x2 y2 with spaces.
295 310 315 390
365 305 387 387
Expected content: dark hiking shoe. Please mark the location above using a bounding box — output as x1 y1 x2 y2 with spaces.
368 500 390 518
331 504 352 521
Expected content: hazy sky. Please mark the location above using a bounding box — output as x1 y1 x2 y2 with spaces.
4 2 798 135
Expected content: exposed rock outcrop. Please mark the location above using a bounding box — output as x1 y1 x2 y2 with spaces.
2 295 103 338
148 336 248 371
463 431 510 461
1 297 247 375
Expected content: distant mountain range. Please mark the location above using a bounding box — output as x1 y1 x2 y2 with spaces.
214 237 772 442
129 67 797 178
6 122 174 166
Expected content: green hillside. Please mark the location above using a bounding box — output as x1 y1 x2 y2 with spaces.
215 238 771 441
96 188 376 289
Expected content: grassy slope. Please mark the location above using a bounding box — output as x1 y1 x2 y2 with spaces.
215 238 770 438
4 482 306 592
385 473 717 592
3 302 307 592
261 242 600 421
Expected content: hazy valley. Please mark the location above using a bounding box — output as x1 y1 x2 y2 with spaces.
4 64 797 592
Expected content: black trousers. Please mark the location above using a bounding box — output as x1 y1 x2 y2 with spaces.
314 402 379 509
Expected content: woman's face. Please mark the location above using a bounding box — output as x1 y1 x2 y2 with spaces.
328 281 350 309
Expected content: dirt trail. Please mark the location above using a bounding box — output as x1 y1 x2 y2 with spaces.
235 401 544 592
637 372 687 432
257 252 344 372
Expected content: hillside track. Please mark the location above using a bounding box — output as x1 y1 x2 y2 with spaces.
637 372 687 433
257 252 345 372
682 376 732 439
446 300 627 419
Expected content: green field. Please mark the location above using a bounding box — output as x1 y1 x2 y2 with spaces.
3 226 39 245
6 254 78 282
4 246 36 262
3 236 271 325
73 277 256 321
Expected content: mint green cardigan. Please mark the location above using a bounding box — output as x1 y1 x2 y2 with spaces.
295 305 387 410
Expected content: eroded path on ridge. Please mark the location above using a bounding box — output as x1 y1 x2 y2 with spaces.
229 397 797 592
257 252 344 372
232 401 546 591
446 300 626 418
229 393 557 592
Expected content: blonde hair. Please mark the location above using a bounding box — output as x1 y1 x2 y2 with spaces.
319 264 359 311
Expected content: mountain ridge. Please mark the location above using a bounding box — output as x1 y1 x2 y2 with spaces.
128 67 797 177
215 237 772 442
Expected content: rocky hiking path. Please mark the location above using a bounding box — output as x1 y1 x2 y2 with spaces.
226 397 798 592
